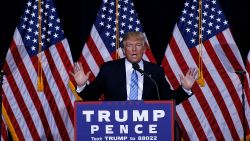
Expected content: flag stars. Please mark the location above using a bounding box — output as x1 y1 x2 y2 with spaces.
56 18 60 23
26 35 31 40
55 26 60 30
217 10 222 15
184 2 189 7
110 2 114 6
122 15 127 19
111 42 115 47
212 0 216 4
206 29 211 34
203 11 208 16
101 14 105 18
51 8 56 12
130 10 134 14
105 32 110 37
102 6 107 11
28 27 32 32
31 13 36 17
50 15 55 20
186 28 191 32
33 38 37 43
136 19 140 24
187 20 192 25
108 16 112 21
121 22 125 27
191 5 196 10
215 25 220 30
123 7 128 11
211 7 215 12
23 16 28 21
135 27 139 31
31 46 36 51
54 33 58 38
189 13 194 17
109 9 113 14
192 31 197 36
180 17 185 22
129 17 133 22
216 18 221 22
182 9 187 14
128 24 132 29
22 24 26 29
45 4 50 9
223 20 228 25
29 20 34 25
204 4 209 9
25 9 30 14
100 21 104 26
208 22 213 27
27 1 32 6
48 23 53 27
191 38 196 43
107 24 111 29
34 31 38 35
209 14 214 19
33 5 37 10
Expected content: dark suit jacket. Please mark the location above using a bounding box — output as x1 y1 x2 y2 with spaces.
79 58 191 104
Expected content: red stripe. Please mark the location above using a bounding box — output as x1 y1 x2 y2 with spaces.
2 91 25 141
43 48 74 125
87 36 105 67
162 37 208 140
11 41 56 140
39 65 71 141
170 36 226 140
79 53 96 82
216 32 242 70
1 119 8 141
203 39 248 138
177 115 190 141
55 42 75 85
145 43 156 63
3 62 40 141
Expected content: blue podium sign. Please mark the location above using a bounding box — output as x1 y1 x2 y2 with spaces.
74 101 175 141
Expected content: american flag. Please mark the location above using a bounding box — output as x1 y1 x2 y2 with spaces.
161 0 250 140
1 116 8 141
79 0 155 82
0 0 76 140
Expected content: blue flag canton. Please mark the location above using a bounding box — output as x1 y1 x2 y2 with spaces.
94 0 144 53
177 0 229 48
17 0 64 56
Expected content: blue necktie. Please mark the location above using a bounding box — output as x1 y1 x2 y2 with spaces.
129 69 138 100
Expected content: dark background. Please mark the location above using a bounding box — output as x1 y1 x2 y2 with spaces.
1 0 250 68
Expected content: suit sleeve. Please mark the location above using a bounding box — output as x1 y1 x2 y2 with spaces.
78 64 106 100
157 67 191 105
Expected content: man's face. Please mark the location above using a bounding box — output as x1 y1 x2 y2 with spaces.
123 37 146 63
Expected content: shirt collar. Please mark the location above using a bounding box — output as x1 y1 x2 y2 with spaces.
125 59 143 71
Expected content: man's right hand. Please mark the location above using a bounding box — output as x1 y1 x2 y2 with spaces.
70 62 91 87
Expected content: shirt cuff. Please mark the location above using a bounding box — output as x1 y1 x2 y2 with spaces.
76 84 86 93
182 87 193 95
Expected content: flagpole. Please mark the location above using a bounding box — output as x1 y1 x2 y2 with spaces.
37 0 44 91
197 0 205 87
115 0 119 59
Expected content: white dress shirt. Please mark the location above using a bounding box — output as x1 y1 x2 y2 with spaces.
125 59 144 100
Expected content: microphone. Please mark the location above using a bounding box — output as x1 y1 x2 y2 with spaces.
132 63 160 100
235 70 246 75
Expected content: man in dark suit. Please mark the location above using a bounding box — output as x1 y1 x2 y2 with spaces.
70 31 197 104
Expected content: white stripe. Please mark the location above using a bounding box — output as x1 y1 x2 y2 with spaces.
222 29 245 69
49 45 75 139
91 26 113 62
15 30 63 141
61 39 74 65
82 44 100 76
210 35 250 136
164 38 217 140
176 105 199 140
3 64 33 140
176 26 236 140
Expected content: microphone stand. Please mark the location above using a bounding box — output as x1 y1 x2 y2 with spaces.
237 71 246 141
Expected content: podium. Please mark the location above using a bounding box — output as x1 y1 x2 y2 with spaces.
74 101 175 141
